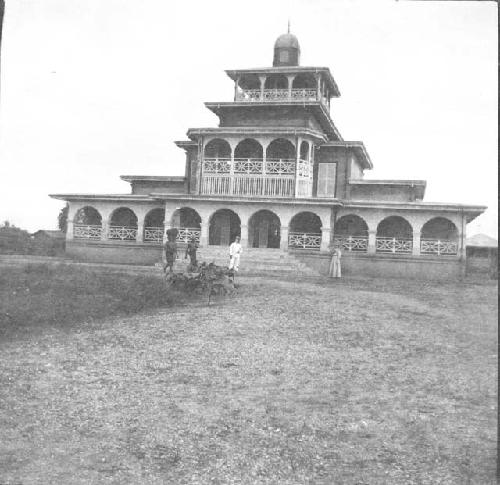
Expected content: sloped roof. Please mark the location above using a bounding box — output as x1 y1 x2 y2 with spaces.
466 233 498 248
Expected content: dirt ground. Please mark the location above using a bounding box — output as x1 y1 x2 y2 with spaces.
0 272 497 484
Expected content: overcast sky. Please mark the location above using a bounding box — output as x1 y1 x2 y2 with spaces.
0 0 497 236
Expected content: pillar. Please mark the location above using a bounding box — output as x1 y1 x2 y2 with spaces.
200 220 209 247
367 230 377 254
320 226 331 252
412 231 421 256
101 219 109 241
316 74 321 101
234 77 240 101
294 136 301 197
66 219 74 241
280 226 289 250
259 75 266 101
240 224 249 248
286 75 295 100
136 220 144 243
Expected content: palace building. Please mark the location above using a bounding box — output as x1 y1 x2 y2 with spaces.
51 31 486 278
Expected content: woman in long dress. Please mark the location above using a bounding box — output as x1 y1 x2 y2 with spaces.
329 247 342 278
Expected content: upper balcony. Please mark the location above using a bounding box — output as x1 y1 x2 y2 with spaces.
226 69 338 111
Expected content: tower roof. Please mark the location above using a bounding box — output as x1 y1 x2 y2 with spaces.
274 33 300 50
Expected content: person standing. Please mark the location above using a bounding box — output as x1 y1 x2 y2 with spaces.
329 247 342 278
163 228 178 273
185 236 198 271
229 236 242 273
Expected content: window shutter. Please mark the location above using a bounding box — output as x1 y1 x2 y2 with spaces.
317 163 337 197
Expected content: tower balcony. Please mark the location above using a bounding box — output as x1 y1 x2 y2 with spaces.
235 88 329 108
200 157 313 198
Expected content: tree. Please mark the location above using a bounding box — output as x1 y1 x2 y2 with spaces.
58 204 69 233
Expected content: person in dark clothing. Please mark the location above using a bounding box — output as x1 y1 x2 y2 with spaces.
185 236 198 271
163 228 178 273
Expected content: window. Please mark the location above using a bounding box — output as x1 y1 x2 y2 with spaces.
317 163 336 197
279 50 289 63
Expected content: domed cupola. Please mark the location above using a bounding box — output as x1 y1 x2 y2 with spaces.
273 27 300 67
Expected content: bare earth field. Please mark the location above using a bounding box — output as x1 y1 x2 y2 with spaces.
0 263 497 484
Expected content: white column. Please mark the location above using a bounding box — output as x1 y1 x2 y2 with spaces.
412 231 421 256
287 75 295 100
101 219 109 241
320 226 331 252
294 136 300 197
200 221 209 247
280 226 289 250
66 219 74 241
136 220 144 243
234 77 240 101
316 74 321 101
259 75 266 101
229 143 235 195
367 230 376 254
240 224 249 248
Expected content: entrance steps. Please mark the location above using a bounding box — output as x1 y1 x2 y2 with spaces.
175 246 318 276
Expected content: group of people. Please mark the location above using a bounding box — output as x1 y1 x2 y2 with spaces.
162 229 243 274
163 229 340 278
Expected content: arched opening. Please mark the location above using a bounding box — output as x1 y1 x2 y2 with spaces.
333 214 369 252
204 138 231 159
264 74 288 90
289 212 322 250
74 206 102 226
266 138 295 161
73 206 102 240
248 210 281 248
376 215 413 253
171 207 202 243
209 209 241 246
420 217 459 256
109 207 138 241
335 215 369 237
239 74 260 90
292 73 316 89
300 141 309 161
234 138 263 159
421 217 458 240
143 208 165 243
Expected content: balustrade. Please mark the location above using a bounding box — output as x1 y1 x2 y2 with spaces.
73 224 102 240
333 236 368 253
144 227 164 243
176 228 201 244
420 239 458 256
201 157 301 197
375 237 412 254
108 226 138 241
288 232 322 250
236 88 321 104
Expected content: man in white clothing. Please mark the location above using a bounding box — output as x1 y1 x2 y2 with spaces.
228 236 242 272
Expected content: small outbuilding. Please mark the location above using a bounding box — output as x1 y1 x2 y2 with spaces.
466 234 498 279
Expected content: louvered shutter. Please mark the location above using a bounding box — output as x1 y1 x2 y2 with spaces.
317 163 337 197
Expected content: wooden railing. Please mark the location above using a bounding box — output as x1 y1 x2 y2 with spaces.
201 158 312 197
376 237 412 254
108 226 138 241
288 232 322 250
235 88 323 104
420 239 458 256
333 236 368 253
73 224 102 240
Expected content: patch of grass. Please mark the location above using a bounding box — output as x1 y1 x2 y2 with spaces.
0 269 497 483
0 263 174 336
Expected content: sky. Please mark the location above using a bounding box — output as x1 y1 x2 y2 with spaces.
0 0 497 237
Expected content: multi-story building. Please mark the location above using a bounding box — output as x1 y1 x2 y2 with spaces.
51 31 486 278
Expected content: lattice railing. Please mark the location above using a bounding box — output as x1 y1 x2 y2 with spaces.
144 227 163 243
176 228 201 244
376 237 412 254
202 158 231 174
73 224 102 240
264 159 295 175
108 226 138 241
333 236 368 253
288 232 322 250
236 88 319 103
234 158 263 174
420 239 458 256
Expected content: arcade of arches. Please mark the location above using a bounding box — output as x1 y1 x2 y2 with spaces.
69 203 463 256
